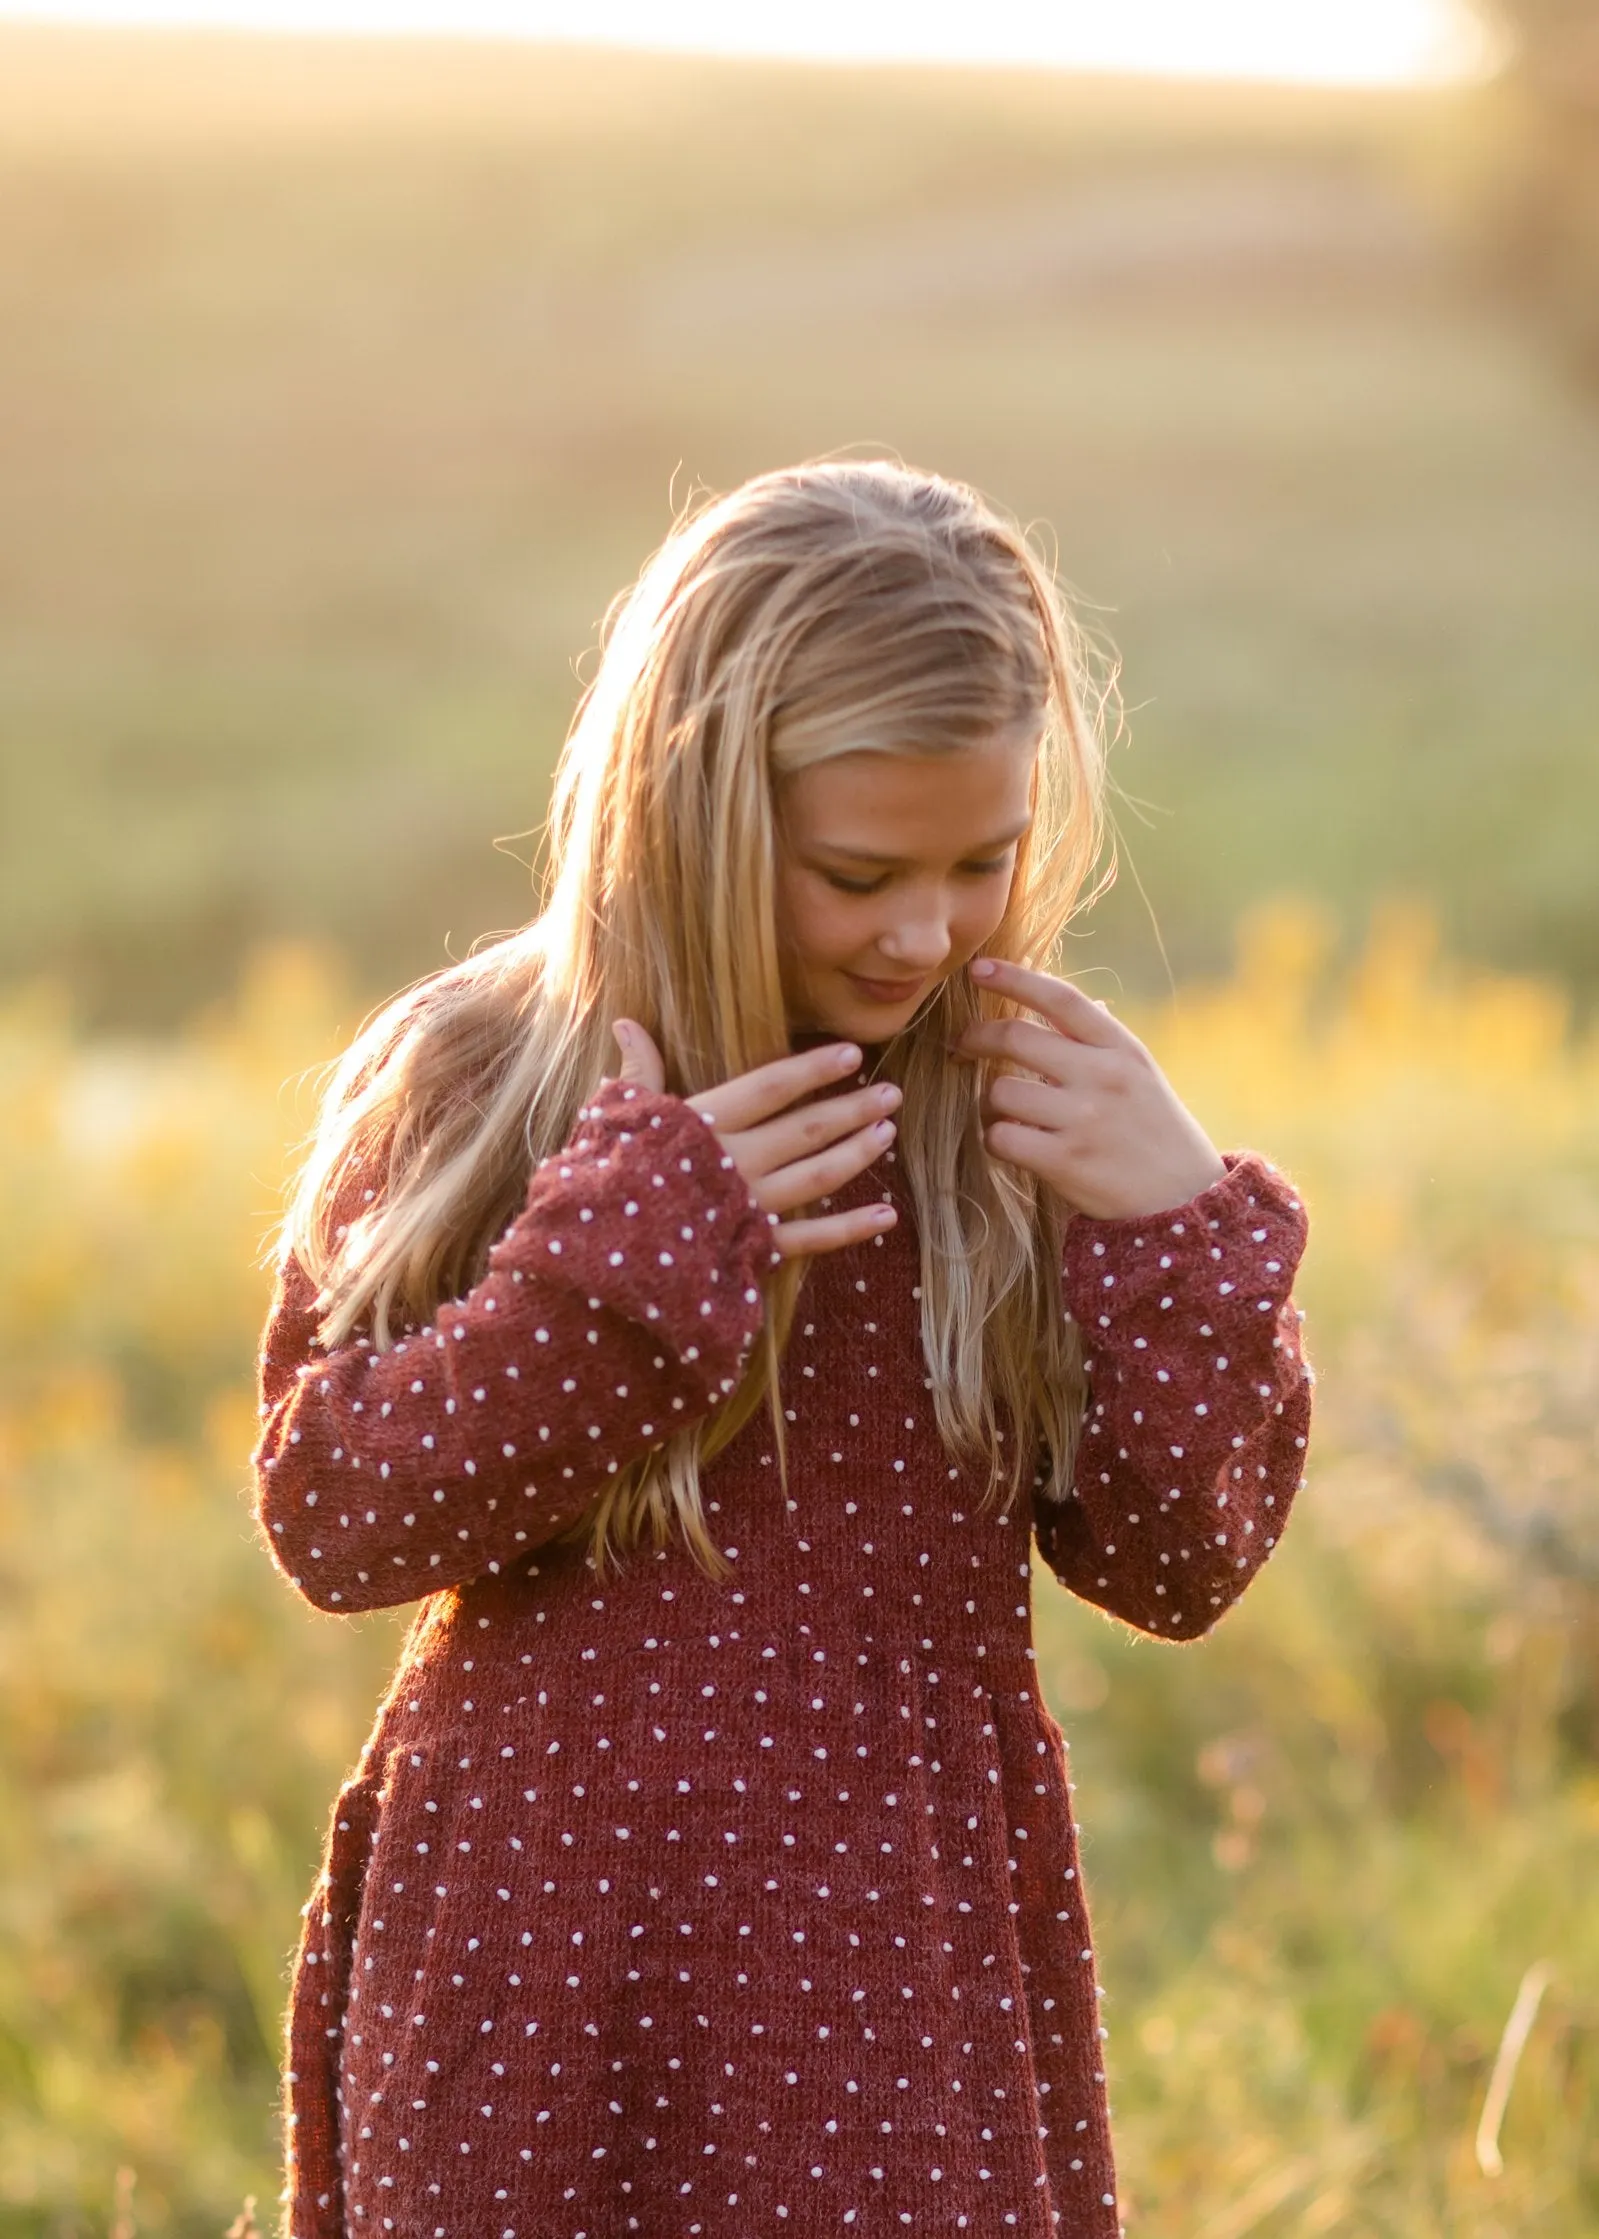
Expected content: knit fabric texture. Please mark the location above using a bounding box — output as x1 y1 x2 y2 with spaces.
252 1068 1313 2239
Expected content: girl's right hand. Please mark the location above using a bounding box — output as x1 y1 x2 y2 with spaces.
610 1020 899 1259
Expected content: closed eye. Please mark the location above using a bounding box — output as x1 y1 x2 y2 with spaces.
823 858 1012 897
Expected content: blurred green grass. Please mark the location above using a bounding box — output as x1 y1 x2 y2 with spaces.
1 29 1596 1025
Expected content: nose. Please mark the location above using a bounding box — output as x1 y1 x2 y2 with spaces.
876 898 954 974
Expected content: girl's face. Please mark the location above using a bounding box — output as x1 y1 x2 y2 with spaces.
774 734 1038 1040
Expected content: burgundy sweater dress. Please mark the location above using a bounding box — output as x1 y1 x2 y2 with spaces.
252 1060 1312 2239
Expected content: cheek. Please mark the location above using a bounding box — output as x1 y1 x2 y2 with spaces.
954 875 1014 954
777 873 864 968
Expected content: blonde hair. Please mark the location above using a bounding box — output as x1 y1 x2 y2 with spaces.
280 458 1115 1581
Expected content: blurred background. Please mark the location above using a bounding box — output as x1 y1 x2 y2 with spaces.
1 2 1596 2231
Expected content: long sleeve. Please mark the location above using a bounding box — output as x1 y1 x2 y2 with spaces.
252 1078 779 1614
1032 1150 1312 1641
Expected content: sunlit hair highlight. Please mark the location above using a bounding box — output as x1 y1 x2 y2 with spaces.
279 458 1115 1582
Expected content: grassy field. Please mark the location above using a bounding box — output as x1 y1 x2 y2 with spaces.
1 28 1597 1027
2 912 1596 2235
2 27 1597 2237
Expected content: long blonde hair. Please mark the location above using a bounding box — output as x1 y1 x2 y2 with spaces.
280 459 1115 1581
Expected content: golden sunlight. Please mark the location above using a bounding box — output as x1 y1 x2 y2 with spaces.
5 0 1498 86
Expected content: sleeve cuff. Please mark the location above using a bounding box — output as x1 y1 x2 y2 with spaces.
1062 1150 1309 1325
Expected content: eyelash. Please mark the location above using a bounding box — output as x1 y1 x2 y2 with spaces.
824 860 1010 897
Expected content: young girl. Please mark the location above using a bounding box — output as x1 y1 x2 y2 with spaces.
253 459 1312 2239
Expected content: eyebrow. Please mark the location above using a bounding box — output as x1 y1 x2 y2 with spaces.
810 818 1033 866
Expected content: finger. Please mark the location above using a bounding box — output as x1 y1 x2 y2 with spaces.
738 1080 900 1180
772 1201 898 1258
756 1117 897 1214
983 1072 1069 1132
612 1018 667 1095
969 959 1126 1047
952 1015 1087 1084
981 1117 1059 1179
689 1040 862 1132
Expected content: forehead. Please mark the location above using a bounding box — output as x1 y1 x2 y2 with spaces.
779 739 1037 859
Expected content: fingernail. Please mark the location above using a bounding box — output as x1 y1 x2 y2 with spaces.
970 958 996 979
872 1204 896 1223
835 1043 862 1068
874 1118 896 1139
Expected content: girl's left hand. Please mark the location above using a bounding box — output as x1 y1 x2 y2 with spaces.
949 957 1227 1221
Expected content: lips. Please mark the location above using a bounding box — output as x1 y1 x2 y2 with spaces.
845 971 927 1004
